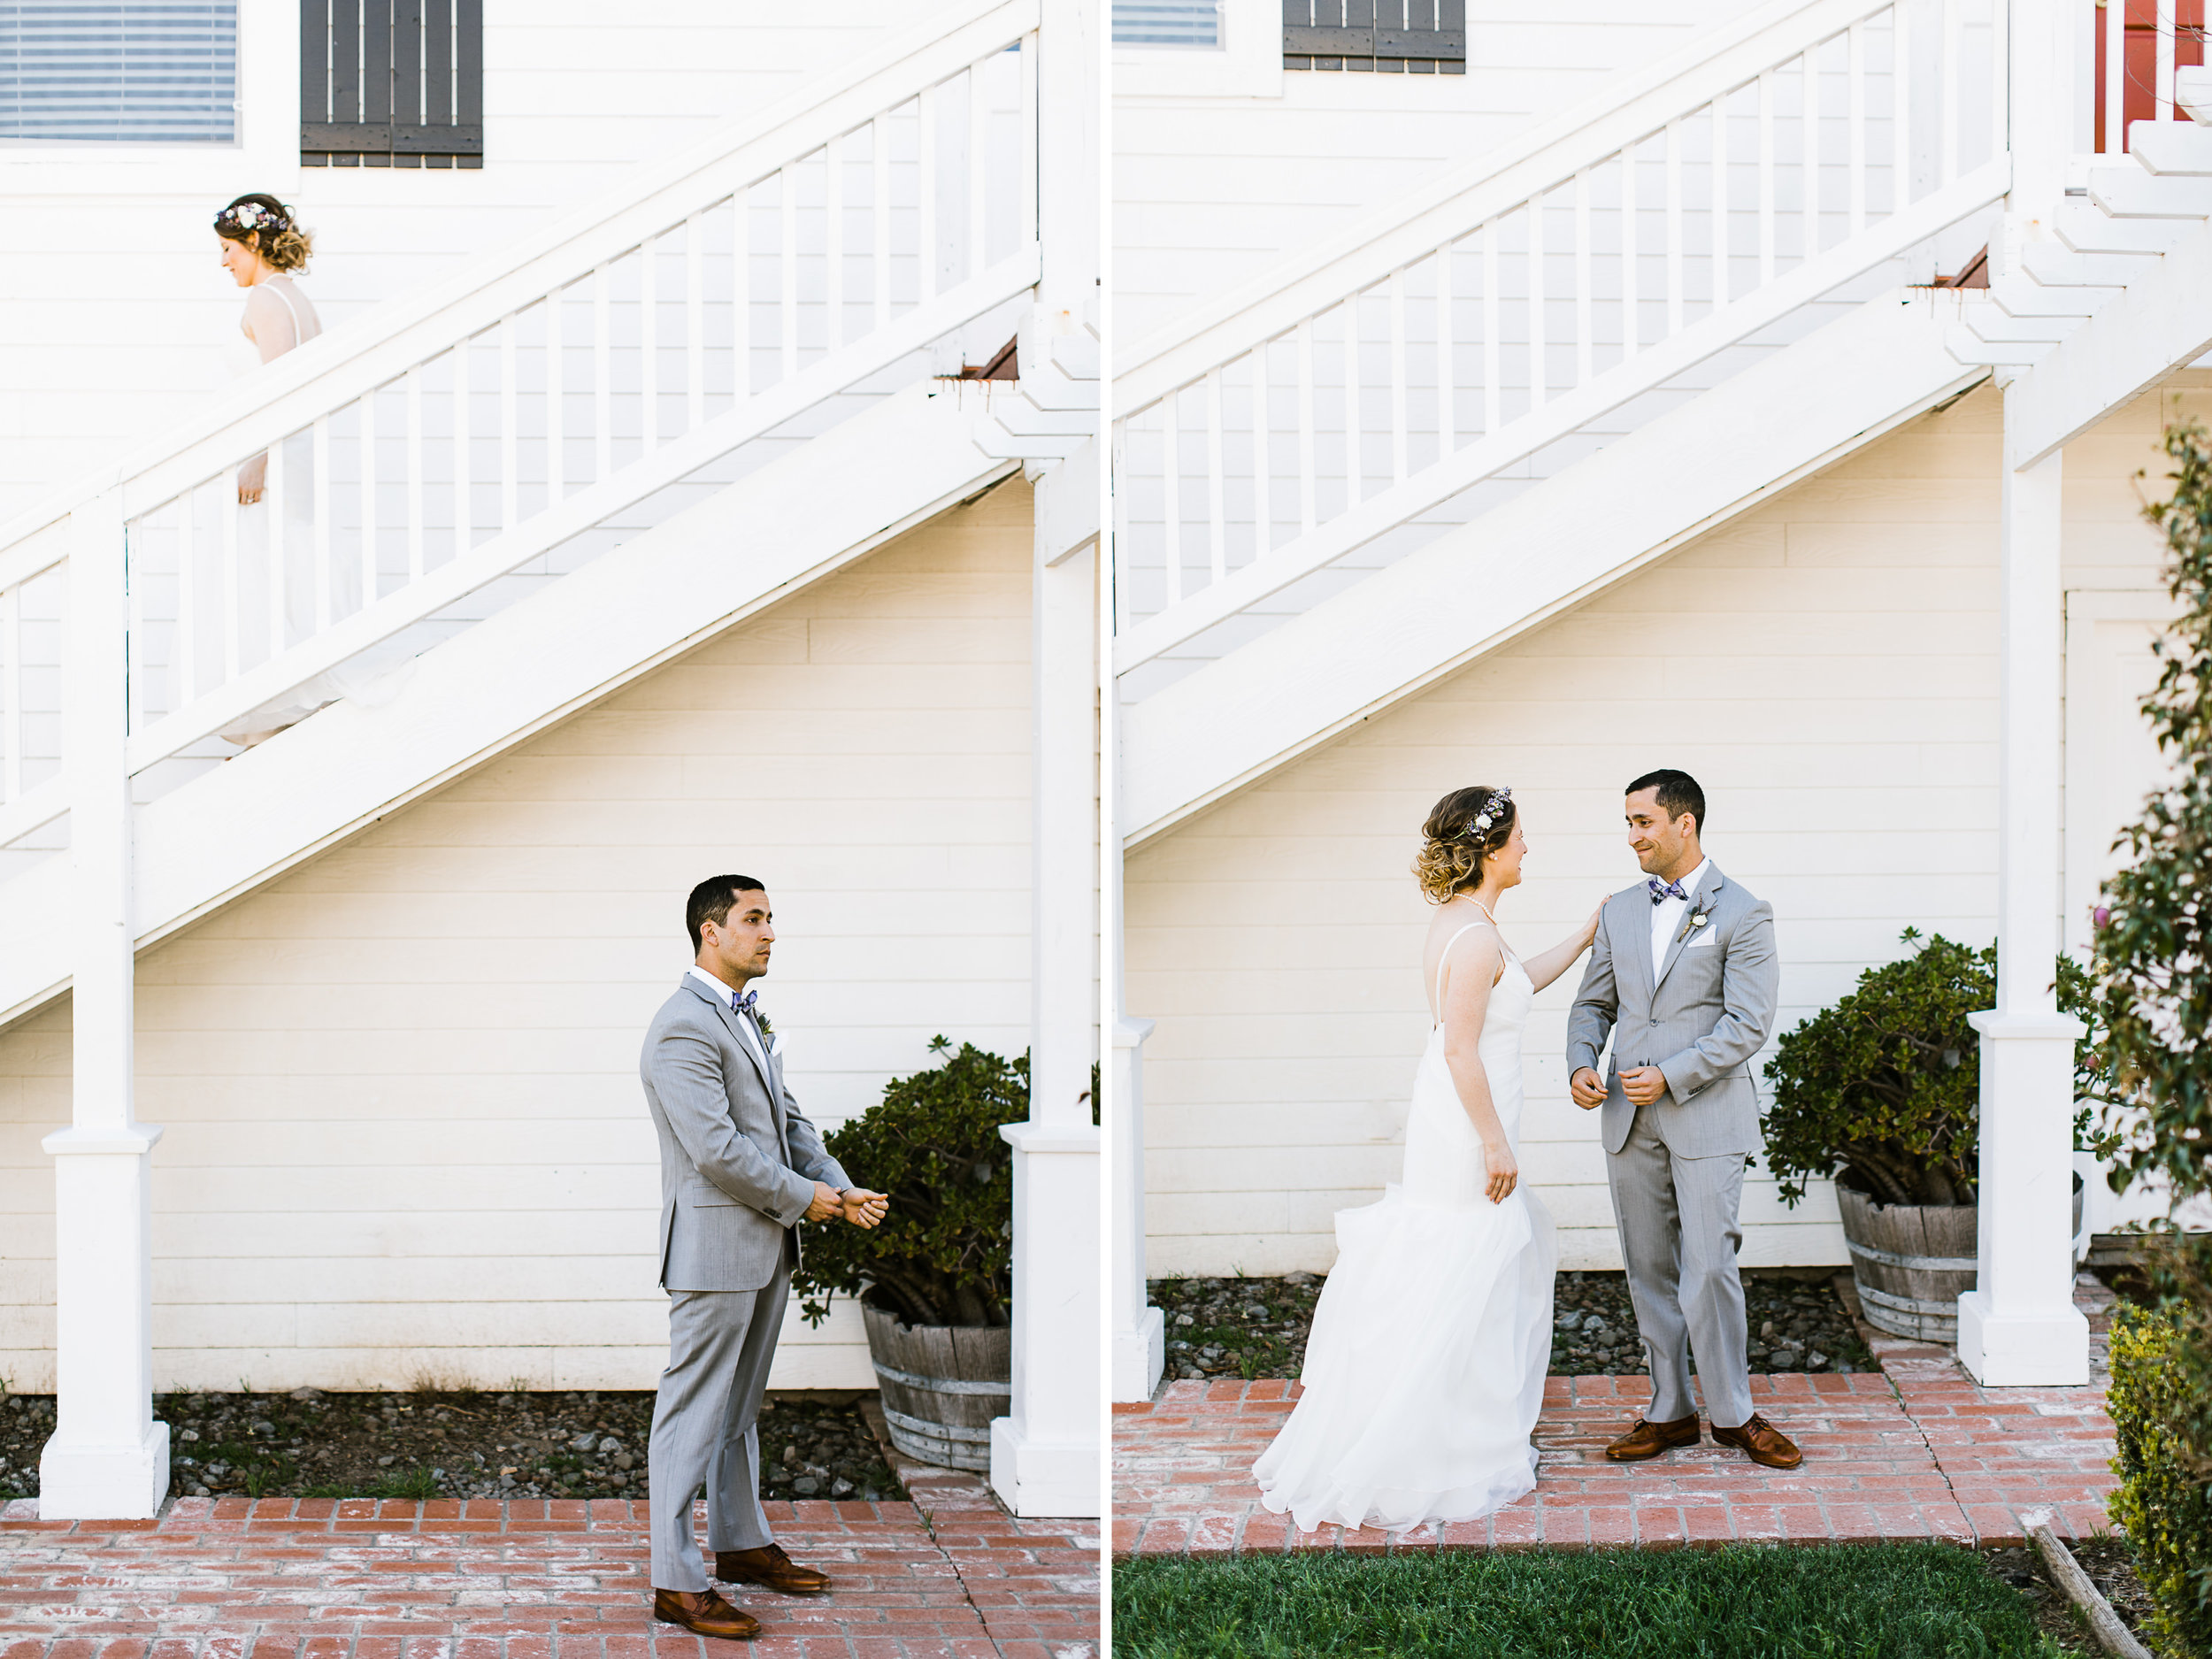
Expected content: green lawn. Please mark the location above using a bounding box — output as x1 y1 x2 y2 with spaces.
1112 1544 2070 1659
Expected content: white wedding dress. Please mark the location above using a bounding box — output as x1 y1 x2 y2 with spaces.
1254 918 1558 1534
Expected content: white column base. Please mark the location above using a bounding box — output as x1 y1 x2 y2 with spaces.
1114 1303 1164 1403
988 1415 1098 1518
992 1119 1099 1519
38 1419 170 1521
1956 1289 2091 1387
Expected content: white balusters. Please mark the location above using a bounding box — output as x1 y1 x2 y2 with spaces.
500 316 519 534
642 237 660 454
2 25 1043 807
687 214 705 434
1 583 20 801
359 391 379 611
406 365 426 585
453 334 472 564
2106 0 2127 152
874 117 895 330
2159 0 2179 122
313 415 333 630
780 165 800 380
1113 1 2011 660
1204 367 1225 586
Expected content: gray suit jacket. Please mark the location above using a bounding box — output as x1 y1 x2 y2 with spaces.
1564 863 1780 1158
641 975 850 1293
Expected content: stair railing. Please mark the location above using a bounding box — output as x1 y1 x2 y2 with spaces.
1110 0 2009 674
0 0 1041 856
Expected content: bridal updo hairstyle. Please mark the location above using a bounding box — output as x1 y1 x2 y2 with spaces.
214 194 314 273
1415 785 1517 902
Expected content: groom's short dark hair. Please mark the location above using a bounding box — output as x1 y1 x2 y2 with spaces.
1627 769 1705 833
687 874 766 950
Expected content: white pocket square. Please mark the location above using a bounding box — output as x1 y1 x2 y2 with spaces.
1684 931 1717 949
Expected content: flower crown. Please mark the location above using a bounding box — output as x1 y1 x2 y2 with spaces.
217 200 285 236
1466 786 1512 837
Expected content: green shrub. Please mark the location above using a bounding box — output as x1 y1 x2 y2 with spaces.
1761 930 1993 1206
1761 933 2117 1208
2089 422 2212 1655
2108 1301 2212 1657
792 1037 1025 1329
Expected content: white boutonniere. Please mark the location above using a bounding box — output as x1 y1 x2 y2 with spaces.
1678 907 1712 944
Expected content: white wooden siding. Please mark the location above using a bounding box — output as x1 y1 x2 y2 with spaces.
1115 1 1770 342
0 479 1034 1392
1127 383 2191 1279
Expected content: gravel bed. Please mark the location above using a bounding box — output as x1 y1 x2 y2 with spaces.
1981 1539 2158 1656
0 1388 905 1504
1152 1268 1873 1384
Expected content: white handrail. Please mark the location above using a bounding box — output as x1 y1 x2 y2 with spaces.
1117 0 1896 409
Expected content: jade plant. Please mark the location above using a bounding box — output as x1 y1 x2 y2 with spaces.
792 1037 1025 1330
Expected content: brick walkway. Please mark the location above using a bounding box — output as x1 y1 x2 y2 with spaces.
0 1459 1098 1659
1114 1277 2120 1556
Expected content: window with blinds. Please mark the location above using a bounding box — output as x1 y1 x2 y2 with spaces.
1285 0 1464 73
0 2 238 143
302 0 482 168
1112 1 1220 48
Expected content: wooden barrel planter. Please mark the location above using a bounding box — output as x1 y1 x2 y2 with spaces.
1838 1178 2085 1341
861 1300 1010 1471
1836 1186 1977 1340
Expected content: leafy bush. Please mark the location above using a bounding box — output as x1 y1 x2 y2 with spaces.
2108 1300 2212 1657
1762 933 2119 1208
2096 419 2212 1213
793 1037 1025 1329
2089 421 2212 1651
1762 930 1993 1206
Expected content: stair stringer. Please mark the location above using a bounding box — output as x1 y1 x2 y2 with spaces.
1122 290 1988 845
0 384 1014 1030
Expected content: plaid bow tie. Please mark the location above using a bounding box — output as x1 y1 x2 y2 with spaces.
1647 878 1688 904
732 989 758 1017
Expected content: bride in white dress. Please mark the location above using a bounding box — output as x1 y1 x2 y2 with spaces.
1254 784 1600 1534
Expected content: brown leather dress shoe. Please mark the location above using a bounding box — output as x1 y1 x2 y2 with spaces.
652 1587 761 1640
716 1542 833 1595
1604 1414 1701 1462
1711 1413 1803 1470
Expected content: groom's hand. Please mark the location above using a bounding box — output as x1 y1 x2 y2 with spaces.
1569 1067 1608 1110
1619 1066 1670 1107
803 1181 844 1222
840 1188 889 1229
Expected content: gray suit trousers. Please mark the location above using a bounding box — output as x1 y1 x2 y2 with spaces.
1607 1106 1755 1429
646 1233 792 1591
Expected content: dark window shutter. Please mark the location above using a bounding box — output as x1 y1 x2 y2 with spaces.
1284 0 1463 74
302 0 481 167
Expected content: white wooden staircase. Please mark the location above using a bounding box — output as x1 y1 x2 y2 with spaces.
0 0 1054 1027
1110 0 2212 842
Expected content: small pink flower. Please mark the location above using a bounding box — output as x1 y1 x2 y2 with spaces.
2093 905 2112 929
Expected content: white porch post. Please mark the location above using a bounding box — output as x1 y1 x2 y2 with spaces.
1110 1010 1163 1401
1955 0 2090 1387
993 503 1101 1517
1956 448 2088 1385
990 0 1101 1520
39 494 169 1518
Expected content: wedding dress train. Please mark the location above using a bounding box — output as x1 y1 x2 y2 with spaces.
1253 920 1557 1533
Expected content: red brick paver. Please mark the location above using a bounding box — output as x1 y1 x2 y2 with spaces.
1114 1280 2122 1556
0 1492 1100 1659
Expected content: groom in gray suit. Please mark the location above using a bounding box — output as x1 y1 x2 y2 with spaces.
1566 772 1801 1471
641 875 888 1640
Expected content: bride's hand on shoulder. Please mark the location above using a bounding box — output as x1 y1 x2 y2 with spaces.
1483 1140 1519 1205
1582 902 1603 948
